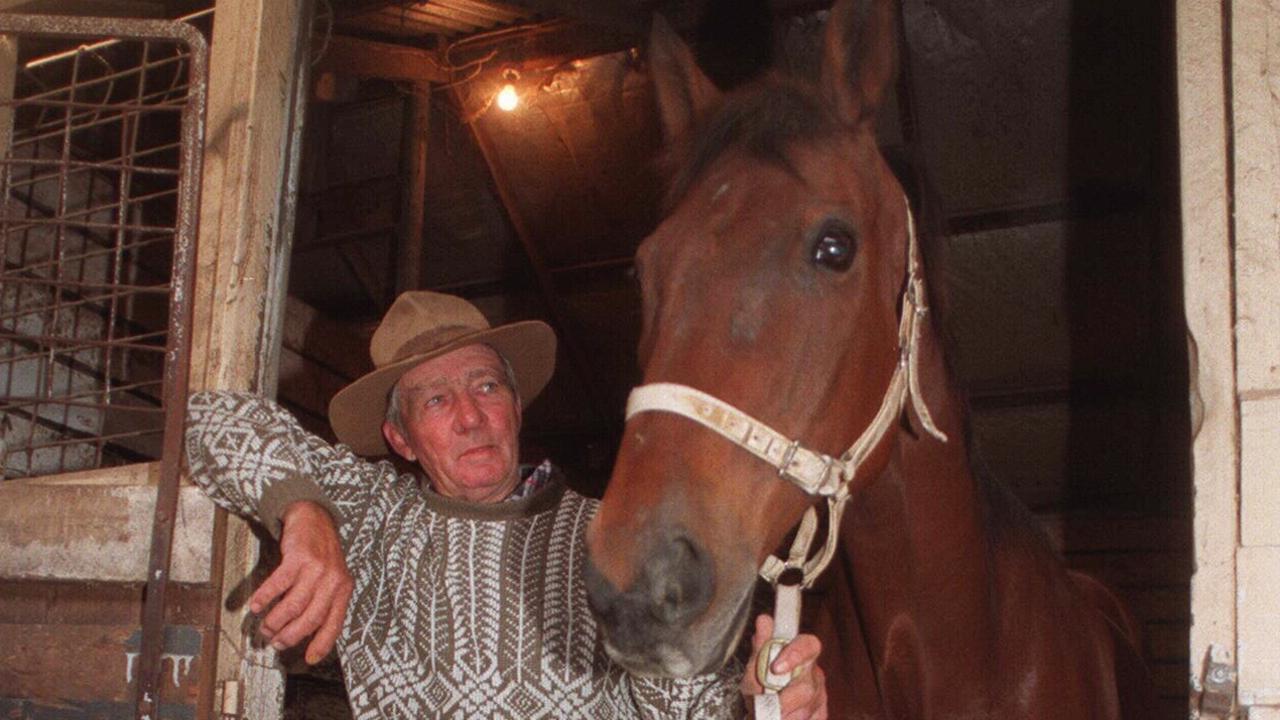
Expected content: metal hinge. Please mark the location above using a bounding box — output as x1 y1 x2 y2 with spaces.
1193 645 1238 719
218 680 242 720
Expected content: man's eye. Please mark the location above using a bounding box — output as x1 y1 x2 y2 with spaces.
425 394 445 407
478 381 499 394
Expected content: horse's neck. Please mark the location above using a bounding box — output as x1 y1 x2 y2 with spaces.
836 324 1001 696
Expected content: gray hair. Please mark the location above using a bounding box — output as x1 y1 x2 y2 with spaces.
384 345 520 433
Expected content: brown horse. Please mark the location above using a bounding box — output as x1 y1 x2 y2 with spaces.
583 1 1156 717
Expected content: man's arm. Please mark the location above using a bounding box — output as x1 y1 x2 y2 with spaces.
185 390 390 662
186 391 362 535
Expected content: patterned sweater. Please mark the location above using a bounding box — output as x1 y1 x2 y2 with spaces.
185 391 743 719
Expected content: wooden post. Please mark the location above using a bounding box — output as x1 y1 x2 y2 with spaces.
188 0 313 717
397 81 431 294
1231 0 1280 711
1177 0 1238 712
0 34 14 162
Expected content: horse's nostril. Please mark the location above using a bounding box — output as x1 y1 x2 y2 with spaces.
647 535 712 625
585 533 714 644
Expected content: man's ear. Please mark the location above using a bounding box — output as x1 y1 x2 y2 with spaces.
382 421 415 462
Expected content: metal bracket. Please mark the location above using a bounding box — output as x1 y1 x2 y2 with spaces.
1194 645 1238 718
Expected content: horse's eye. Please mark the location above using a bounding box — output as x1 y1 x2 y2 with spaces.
811 228 856 271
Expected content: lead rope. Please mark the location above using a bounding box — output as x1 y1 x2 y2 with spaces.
624 196 948 720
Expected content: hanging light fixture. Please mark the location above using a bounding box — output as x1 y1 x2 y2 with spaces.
496 69 520 112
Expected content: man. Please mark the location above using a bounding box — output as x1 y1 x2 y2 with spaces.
186 291 826 718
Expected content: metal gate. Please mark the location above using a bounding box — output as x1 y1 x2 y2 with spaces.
0 13 206 483
0 13 209 719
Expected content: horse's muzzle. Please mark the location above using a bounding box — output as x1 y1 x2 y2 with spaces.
584 532 714 675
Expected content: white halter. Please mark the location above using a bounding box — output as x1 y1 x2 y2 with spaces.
623 195 948 709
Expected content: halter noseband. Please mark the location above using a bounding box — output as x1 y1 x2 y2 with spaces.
623 195 949 589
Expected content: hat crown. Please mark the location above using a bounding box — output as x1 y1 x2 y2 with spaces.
370 291 492 368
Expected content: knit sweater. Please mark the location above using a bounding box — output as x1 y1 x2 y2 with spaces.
185 391 743 719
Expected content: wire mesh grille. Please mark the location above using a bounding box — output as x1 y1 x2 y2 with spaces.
0 17 206 481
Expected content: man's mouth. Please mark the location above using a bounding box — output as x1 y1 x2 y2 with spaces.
459 444 496 460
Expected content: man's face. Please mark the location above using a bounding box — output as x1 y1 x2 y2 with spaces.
382 344 522 503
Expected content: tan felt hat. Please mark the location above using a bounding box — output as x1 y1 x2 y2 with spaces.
328 291 556 456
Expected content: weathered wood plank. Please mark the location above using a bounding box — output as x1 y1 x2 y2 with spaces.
969 397 1156 511
280 295 369 382
1241 396 1280 547
946 214 1153 398
1036 511 1191 554
0 622 205 705
0 581 217 625
1239 546 1280 706
0 476 214 583
276 345 351 426
1176 0 1238 691
1232 0 1280 395
313 35 449 84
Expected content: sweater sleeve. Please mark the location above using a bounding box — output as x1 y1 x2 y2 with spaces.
184 390 403 548
627 659 745 719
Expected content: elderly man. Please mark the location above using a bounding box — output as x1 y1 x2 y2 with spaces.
185 291 826 718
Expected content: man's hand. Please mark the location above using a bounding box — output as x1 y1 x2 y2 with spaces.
251 500 353 664
741 614 828 720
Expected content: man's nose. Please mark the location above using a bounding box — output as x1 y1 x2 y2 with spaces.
453 392 485 430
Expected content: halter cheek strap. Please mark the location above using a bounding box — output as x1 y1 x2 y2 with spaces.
622 196 948 711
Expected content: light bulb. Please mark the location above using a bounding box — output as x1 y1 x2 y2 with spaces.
496 84 519 112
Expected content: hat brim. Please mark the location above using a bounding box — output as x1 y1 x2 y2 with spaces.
328 320 556 456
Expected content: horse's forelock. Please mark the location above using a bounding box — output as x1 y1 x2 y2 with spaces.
658 78 841 213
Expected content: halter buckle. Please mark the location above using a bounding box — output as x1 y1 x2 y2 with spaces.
777 440 801 477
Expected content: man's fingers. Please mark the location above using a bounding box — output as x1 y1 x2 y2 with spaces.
751 613 773 652
259 570 317 641
781 665 826 720
772 633 822 675
779 682 817 719
742 614 775 695
249 561 299 615
269 581 333 651
304 579 353 664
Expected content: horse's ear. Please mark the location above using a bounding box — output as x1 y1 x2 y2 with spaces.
648 14 722 141
820 0 898 126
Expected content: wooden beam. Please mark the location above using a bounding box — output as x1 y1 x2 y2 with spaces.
397 82 431 293
0 34 14 161
502 0 647 36
315 34 449 84
0 0 163 14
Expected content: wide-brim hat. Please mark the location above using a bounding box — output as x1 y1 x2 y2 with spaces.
328 291 556 456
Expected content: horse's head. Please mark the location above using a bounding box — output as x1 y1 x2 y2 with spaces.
585 0 917 676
